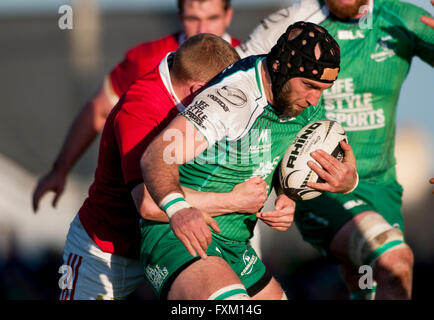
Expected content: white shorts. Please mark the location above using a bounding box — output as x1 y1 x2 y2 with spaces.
59 214 144 300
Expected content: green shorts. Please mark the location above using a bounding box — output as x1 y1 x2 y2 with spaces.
139 221 271 299
294 179 404 259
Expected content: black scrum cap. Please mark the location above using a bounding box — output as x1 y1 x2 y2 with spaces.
267 21 341 99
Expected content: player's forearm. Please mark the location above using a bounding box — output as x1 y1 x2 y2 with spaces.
136 186 236 223
141 116 210 217
131 183 168 222
182 187 236 217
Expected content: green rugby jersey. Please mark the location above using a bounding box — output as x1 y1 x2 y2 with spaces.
179 56 325 241
238 0 434 184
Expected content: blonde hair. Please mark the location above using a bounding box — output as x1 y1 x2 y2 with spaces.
172 33 240 83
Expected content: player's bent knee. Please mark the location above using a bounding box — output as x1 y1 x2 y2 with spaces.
373 247 413 299
208 284 251 300
374 246 414 280
348 214 409 267
251 276 284 300
168 256 244 300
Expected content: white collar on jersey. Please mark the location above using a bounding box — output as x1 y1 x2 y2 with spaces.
158 52 185 113
177 32 233 45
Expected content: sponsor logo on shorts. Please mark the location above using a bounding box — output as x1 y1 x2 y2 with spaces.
307 212 329 226
145 264 169 290
241 250 258 276
343 199 367 210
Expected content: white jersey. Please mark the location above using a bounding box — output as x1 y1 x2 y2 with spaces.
183 56 270 146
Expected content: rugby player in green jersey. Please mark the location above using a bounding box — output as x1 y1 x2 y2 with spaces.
237 0 434 299
140 22 359 300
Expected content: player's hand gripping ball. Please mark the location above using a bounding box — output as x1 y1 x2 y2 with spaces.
279 120 347 200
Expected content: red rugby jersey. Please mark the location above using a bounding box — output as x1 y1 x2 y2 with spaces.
109 32 240 97
79 56 182 258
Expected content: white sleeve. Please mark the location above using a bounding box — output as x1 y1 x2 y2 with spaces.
182 84 258 146
236 0 326 58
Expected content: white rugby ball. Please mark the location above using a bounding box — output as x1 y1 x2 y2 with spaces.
279 120 347 201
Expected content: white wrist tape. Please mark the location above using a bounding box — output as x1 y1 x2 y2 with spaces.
344 172 359 194
159 193 191 219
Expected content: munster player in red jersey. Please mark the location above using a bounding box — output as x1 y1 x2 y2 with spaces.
33 0 239 213
59 34 287 300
